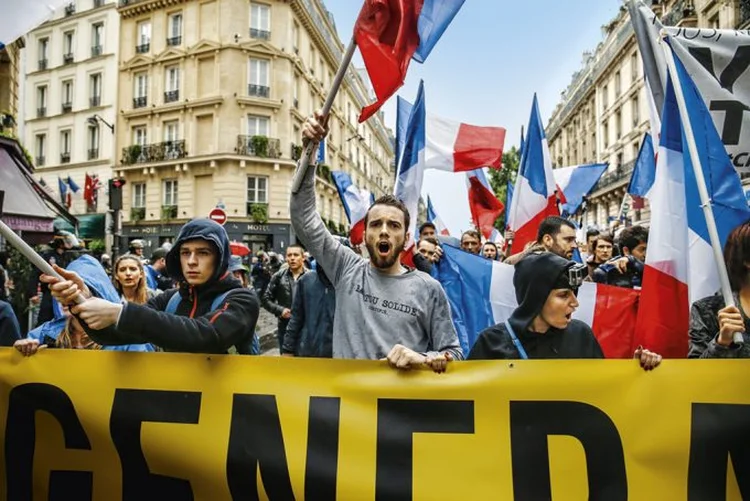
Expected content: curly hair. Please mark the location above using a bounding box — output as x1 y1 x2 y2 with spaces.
112 254 149 304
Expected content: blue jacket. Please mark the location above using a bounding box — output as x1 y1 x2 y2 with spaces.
281 269 335 357
28 255 154 352
0 300 21 346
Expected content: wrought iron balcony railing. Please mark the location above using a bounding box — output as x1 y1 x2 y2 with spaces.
64 3 76 16
248 84 270 98
63 53 74 64
91 45 102 57
594 160 635 191
62 102 72 113
136 43 150 53
61 153 71 164
88 148 99 160
236 135 281 158
37 107 46 118
36 156 45 166
741 0 750 27
249 28 271 40
121 139 187 165
167 36 182 46
38 59 47 71
164 90 179 103
133 96 147 108
90 95 101 107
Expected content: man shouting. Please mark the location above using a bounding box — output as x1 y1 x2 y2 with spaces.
291 111 462 371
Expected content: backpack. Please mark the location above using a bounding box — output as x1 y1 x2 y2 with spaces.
165 290 260 355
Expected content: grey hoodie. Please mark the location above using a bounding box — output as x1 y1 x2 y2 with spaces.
290 164 462 360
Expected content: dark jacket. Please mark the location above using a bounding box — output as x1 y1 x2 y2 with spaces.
0 300 21 347
688 293 750 359
263 266 306 340
592 255 644 289
413 253 433 274
84 219 260 354
469 252 604 360
282 269 335 357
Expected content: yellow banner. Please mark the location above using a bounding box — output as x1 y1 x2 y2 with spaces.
0 349 748 500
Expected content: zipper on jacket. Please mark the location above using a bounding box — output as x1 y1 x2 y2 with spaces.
209 302 229 324
189 286 198 318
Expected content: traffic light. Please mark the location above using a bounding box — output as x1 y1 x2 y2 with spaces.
109 178 126 210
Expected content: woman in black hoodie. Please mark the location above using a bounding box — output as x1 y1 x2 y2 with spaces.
468 252 661 369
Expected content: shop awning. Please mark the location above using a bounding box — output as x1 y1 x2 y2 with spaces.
54 213 105 239
0 147 51 219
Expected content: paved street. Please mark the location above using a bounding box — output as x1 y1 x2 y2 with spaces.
256 306 280 356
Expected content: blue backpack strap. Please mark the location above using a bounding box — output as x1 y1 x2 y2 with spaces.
165 292 182 314
504 320 529 360
210 290 232 312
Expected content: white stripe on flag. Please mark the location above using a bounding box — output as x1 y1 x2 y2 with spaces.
425 115 459 171
489 262 517 324
572 282 596 328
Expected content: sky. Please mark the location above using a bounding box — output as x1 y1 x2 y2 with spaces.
322 0 624 235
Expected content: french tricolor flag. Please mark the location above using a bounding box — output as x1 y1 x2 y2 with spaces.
627 133 656 209
434 245 639 357
427 195 450 236
553 163 608 216
331 171 373 246
466 169 504 241
507 94 559 253
634 44 750 358
425 114 506 172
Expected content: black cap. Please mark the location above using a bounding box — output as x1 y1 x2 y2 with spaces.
151 248 167 261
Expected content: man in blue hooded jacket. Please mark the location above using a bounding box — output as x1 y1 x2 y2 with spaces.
42 219 260 354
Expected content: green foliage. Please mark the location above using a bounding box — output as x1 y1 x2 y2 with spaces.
161 205 177 220
249 203 268 224
0 129 34 166
88 239 106 253
326 219 339 234
250 135 269 157
6 245 36 321
338 223 346 235
291 143 303 161
131 207 145 222
123 145 142 165
488 146 521 231
317 164 331 183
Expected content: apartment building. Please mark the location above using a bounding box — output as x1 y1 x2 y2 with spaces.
115 0 394 255
546 0 747 230
23 0 121 239
0 39 25 135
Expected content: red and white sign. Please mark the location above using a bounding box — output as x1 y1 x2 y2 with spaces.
208 207 227 226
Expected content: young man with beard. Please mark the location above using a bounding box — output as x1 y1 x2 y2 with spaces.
263 244 307 349
291 112 462 371
505 216 578 265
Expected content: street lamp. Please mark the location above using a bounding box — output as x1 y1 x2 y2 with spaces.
87 114 114 133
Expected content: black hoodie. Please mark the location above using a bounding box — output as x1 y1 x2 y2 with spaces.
468 252 604 360
84 219 260 354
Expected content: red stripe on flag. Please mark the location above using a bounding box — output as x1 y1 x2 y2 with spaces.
634 265 690 358
509 195 559 254
591 284 640 359
453 123 505 171
468 176 504 241
349 219 366 246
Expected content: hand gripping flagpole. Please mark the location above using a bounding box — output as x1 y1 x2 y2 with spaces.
291 38 357 194
0 219 86 305
660 34 744 345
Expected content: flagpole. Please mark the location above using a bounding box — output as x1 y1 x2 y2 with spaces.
627 0 664 119
291 38 357 194
0 220 86 305
660 35 744 345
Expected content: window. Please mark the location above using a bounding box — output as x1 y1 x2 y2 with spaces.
247 176 268 203
602 85 608 109
38 38 49 69
36 85 47 117
136 21 151 52
632 95 640 126
163 179 178 206
633 142 640 160
63 31 75 63
88 125 99 159
293 73 299 108
631 53 639 82
247 115 269 136
62 80 73 111
248 58 269 97
35 134 46 165
91 23 103 56
615 71 621 97
133 126 147 146
310 44 316 75
168 13 182 45
134 72 148 107
60 130 71 163
164 120 179 142
89 73 102 106
603 122 609 148
250 2 270 39
292 22 299 52
165 66 180 102
615 109 621 139
133 183 146 208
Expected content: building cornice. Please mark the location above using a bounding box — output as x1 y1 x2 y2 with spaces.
31 2 117 30
115 152 297 172
117 0 191 19
121 96 225 119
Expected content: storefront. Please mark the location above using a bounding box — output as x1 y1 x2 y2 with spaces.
225 222 292 254
120 222 182 256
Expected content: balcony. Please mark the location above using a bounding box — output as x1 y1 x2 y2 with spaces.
247 202 268 223
61 153 71 164
236 135 281 158
94 0 104 7
121 139 187 165
164 90 179 103
36 156 45 166
741 0 750 28
594 160 635 191
38 59 47 71
661 0 696 27
64 3 76 16
90 95 101 107
135 43 150 54
167 36 182 46
130 207 145 222
249 28 271 40
291 143 302 161
248 84 270 98
63 53 74 64
91 45 102 57
37 107 46 118
161 205 178 220
88 148 99 160
133 96 147 108
62 102 72 113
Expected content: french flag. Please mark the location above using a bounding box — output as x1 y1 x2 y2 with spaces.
466 169 504 241
553 163 608 216
634 46 750 358
627 133 656 209
354 0 466 122
507 94 559 253
433 244 639 357
394 80 427 248
427 195 450 236
425 114 506 172
331 171 372 245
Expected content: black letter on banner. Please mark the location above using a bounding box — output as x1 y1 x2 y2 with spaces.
305 397 340 500
510 401 627 500
5 383 93 501
110 389 201 501
688 403 750 499
375 399 474 501
226 394 295 500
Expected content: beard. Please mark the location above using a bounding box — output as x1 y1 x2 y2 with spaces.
366 239 405 270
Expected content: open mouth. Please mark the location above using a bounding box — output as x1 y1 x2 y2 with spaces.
565 313 572 320
377 241 391 256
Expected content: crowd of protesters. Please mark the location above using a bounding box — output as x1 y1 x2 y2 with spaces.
0 112 746 365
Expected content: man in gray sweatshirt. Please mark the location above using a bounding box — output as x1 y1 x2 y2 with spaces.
290 112 463 371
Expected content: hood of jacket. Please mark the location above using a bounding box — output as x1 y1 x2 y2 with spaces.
509 251 577 333
165 218 230 284
30 254 120 341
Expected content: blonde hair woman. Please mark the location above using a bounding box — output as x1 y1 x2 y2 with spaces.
112 254 158 304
